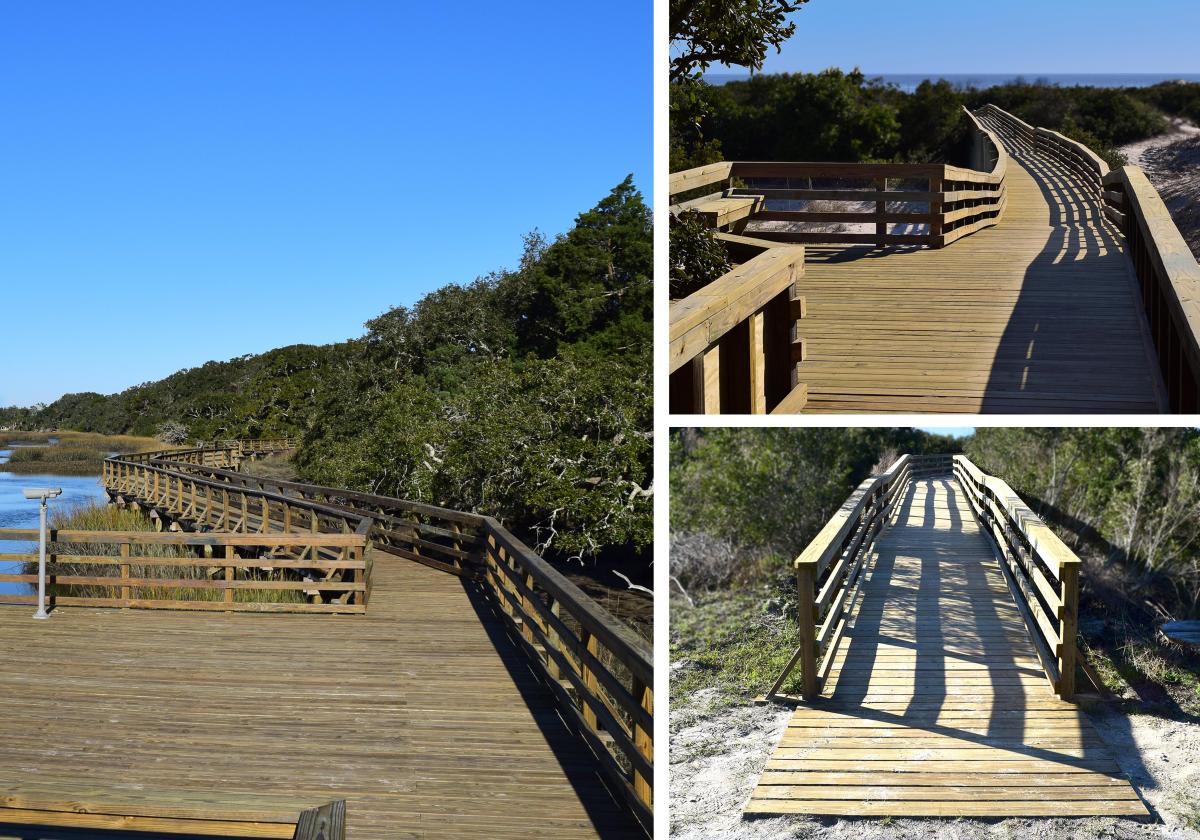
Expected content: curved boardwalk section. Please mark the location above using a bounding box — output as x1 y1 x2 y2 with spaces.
0 547 644 838
786 119 1164 413
747 477 1148 818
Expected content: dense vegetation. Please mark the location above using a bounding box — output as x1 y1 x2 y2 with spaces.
0 431 160 474
1 179 652 569
671 73 1199 173
670 427 1200 717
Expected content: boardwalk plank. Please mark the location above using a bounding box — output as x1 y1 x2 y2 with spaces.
0 551 643 839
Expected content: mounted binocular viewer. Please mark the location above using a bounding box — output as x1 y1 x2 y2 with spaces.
22 488 63 501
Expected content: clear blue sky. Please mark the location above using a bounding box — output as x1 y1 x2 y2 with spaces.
743 0 1200 74
917 427 975 439
0 2 650 406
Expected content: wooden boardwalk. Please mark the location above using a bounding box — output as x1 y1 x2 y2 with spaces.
0 547 643 839
748 476 1149 818
785 117 1165 413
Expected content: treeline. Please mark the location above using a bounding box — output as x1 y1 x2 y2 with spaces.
671 71 1198 172
1 178 652 567
669 427 962 590
670 426 1200 619
964 427 1200 618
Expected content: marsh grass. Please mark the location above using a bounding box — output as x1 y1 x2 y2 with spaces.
0 431 163 474
24 503 307 604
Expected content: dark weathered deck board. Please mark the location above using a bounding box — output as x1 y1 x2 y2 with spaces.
748 477 1149 819
780 121 1165 413
0 549 641 839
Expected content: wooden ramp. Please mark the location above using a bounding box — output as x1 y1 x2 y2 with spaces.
784 116 1165 413
747 477 1149 818
0 549 642 839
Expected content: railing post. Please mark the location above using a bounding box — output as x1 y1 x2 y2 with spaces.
120 543 131 606
796 559 819 700
874 178 887 243
930 173 944 245
631 675 653 812
1058 559 1080 698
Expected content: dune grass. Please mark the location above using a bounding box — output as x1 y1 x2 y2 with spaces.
0 431 163 474
24 502 307 604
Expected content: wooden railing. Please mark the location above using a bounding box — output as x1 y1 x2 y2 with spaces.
0 528 367 612
766 454 915 700
145 462 486 579
669 237 807 414
103 458 371 542
208 438 296 457
99 447 654 831
669 108 1006 250
953 455 1081 697
1103 166 1200 411
483 520 653 832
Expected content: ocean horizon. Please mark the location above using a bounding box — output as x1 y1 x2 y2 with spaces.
705 72 1200 92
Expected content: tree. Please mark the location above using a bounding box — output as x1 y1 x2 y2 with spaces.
155 421 190 445
669 0 809 82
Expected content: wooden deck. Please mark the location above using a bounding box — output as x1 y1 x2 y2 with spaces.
783 117 1166 413
747 477 1149 818
0 548 643 839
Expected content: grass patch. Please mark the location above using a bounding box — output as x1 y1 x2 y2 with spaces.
0 431 161 474
670 590 801 716
28 502 307 604
240 452 298 482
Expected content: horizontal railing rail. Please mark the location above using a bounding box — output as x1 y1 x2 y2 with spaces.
766 454 915 700
670 109 1006 250
908 452 955 477
0 527 367 613
482 518 653 832
953 455 1081 697
669 237 807 414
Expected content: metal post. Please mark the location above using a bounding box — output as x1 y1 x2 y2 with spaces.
33 496 49 620
23 487 61 620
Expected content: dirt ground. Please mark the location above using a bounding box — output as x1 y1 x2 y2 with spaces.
1120 119 1200 260
670 685 1200 840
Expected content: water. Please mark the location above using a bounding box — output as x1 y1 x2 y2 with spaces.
0 459 108 597
705 72 1200 92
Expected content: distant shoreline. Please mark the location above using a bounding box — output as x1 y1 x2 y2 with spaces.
704 72 1200 92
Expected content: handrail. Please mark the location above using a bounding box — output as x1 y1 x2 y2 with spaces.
482 518 653 831
669 108 1006 250
766 454 915 700
1103 166 1200 411
953 455 1081 697
100 444 654 831
668 239 807 414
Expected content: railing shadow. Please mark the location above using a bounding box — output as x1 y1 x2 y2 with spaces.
820 476 1150 800
457 576 646 839
974 115 1163 413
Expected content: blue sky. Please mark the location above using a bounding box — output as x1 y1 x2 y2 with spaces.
917 427 975 439
0 2 650 406
737 0 1200 75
